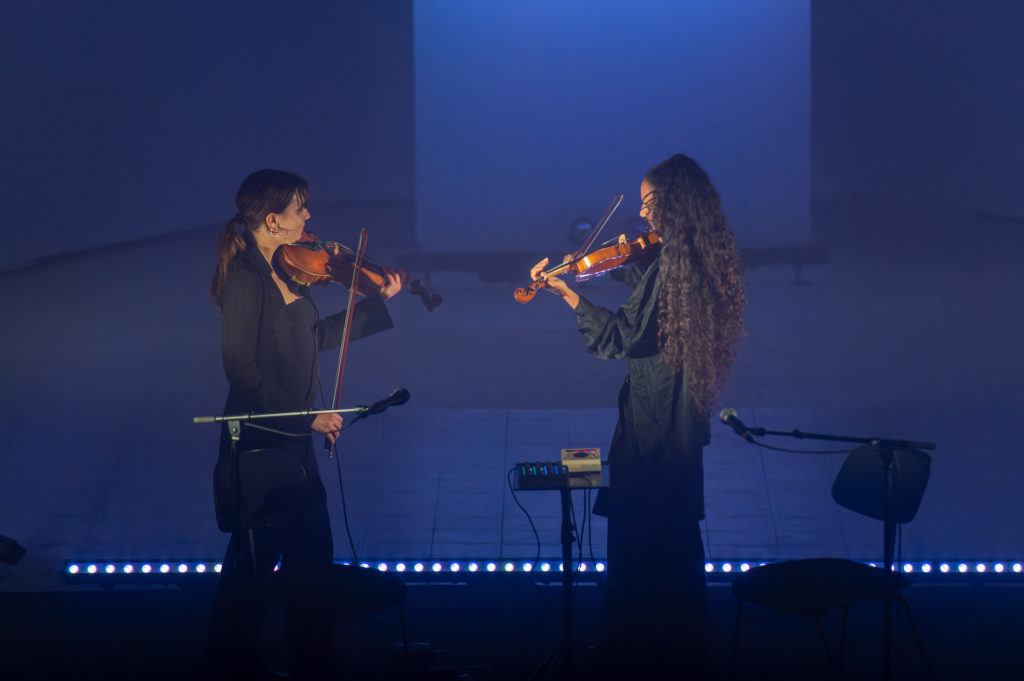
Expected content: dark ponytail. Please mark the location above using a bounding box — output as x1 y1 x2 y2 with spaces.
209 170 310 310
209 215 248 310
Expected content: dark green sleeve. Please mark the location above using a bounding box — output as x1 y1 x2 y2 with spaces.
574 263 661 360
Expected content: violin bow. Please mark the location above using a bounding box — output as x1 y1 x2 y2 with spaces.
569 193 623 261
325 228 369 456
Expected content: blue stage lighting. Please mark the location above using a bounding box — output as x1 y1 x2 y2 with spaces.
62 556 1024 586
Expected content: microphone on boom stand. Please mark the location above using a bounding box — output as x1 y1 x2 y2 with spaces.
349 388 410 425
719 408 756 443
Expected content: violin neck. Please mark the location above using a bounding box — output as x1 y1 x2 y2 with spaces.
545 261 573 277
329 241 384 274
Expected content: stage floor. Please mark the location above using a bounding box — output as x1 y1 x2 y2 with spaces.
1 576 1021 680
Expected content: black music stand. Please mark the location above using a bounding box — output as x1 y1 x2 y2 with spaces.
516 468 608 681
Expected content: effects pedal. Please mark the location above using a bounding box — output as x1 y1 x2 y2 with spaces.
513 462 569 490
561 447 601 473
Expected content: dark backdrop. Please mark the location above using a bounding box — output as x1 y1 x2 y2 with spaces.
0 0 415 269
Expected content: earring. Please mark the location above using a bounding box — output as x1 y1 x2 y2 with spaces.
270 229 280 237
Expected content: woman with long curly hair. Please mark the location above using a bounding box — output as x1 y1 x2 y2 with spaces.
529 153 744 677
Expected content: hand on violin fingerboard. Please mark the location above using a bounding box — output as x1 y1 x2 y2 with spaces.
378 266 408 300
530 257 580 310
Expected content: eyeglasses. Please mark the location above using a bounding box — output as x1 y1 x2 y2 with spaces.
641 191 659 214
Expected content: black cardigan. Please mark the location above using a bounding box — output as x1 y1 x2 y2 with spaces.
216 235 393 477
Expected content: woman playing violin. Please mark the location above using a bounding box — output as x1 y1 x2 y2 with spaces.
207 169 404 678
529 154 745 678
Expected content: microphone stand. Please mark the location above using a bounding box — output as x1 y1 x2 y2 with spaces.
738 423 935 681
193 407 368 574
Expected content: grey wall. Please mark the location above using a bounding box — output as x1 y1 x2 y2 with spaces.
0 0 415 269
812 0 1024 221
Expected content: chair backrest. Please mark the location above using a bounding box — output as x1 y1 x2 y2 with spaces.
831 445 931 524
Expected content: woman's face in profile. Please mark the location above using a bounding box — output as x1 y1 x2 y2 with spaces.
640 179 658 231
269 193 311 242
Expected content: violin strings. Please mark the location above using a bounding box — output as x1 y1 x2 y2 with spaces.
328 240 382 269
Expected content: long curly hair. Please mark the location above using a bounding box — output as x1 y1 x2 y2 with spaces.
647 154 745 415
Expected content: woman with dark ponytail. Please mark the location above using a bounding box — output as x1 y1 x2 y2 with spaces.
207 169 405 678
529 153 745 677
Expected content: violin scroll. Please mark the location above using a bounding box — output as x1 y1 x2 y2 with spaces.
513 283 543 304
409 279 443 312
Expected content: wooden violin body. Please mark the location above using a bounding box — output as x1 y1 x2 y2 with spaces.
274 232 442 312
514 231 661 303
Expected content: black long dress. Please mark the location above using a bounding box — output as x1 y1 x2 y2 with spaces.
208 234 393 675
574 256 711 675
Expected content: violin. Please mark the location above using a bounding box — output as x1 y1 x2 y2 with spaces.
514 230 661 303
274 231 442 312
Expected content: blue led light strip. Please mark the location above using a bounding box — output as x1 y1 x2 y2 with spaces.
63 559 1024 580
702 561 1024 575
63 560 606 577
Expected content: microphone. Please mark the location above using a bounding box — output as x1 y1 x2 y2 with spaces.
719 408 755 443
363 388 410 416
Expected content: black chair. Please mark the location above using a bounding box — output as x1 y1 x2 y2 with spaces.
729 445 936 679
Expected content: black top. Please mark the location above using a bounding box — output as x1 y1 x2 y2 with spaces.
574 258 710 521
217 234 394 477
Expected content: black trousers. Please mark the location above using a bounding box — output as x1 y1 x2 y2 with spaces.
207 478 335 675
602 478 709 678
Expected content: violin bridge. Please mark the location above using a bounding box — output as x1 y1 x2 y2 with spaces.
618 233 627 245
